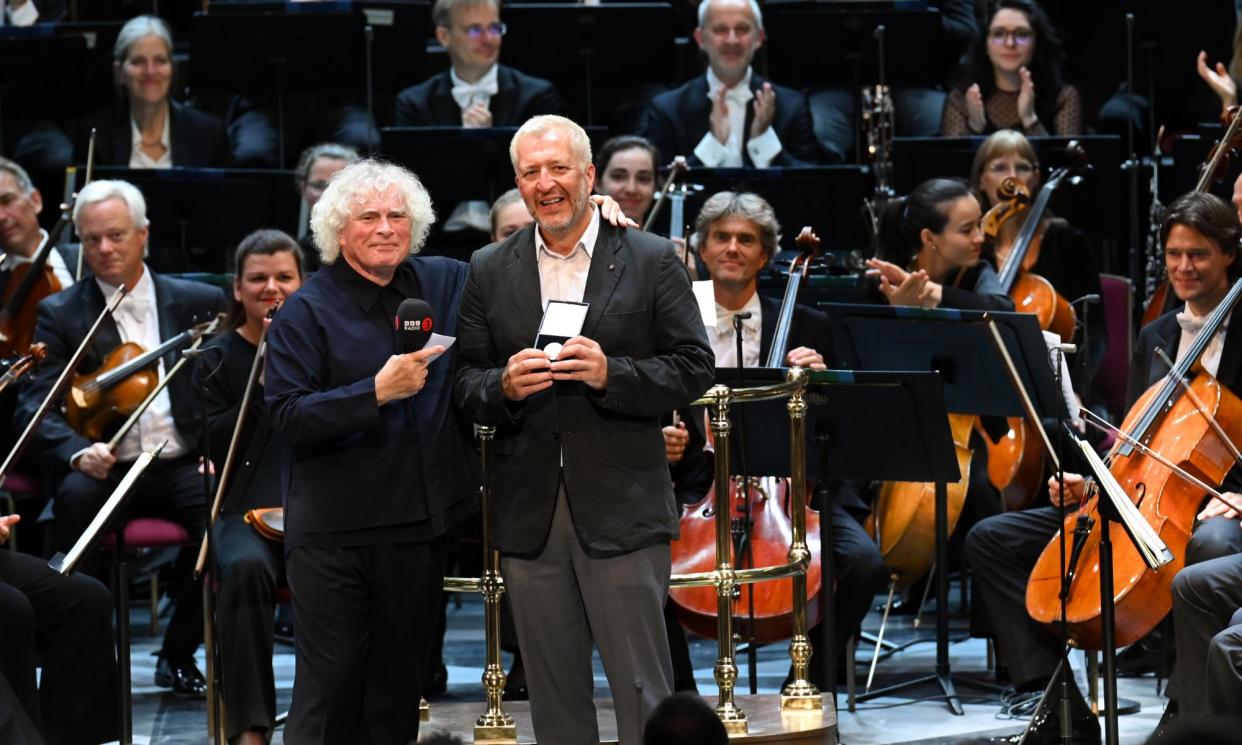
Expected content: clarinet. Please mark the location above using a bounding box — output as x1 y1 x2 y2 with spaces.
1143 131 1165 304
861 26 895 256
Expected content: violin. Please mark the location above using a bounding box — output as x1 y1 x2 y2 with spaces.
977 142 1087 512
668 228 825 644
65 320 215 443
0 211 70 358
0 343 46 396
1143 106 1242 327
1026 277 1242 649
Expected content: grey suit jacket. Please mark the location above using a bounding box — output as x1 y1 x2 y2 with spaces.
454 221 715 556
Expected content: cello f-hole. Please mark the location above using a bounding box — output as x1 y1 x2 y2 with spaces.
1134 482 1147 510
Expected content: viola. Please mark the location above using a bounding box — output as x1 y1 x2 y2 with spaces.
1143 106 1242 327
1026 277 1242 648
0 213 71 358
65 322 214 443
668 228 826 644
0 343 46 396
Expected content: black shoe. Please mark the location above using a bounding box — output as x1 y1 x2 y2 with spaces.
1148 702 1178 743
154 657 207 699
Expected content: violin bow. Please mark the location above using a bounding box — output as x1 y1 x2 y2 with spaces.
194 311 275 577
74 128 97 283
0 287 128 488
105 314 224 454
1078 408 1235 512
1153 347 1242 469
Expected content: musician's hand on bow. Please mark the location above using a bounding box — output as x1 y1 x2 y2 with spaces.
0 514 18 545
785 346 826 370
1198 491 1242 522
550 336 608 391
1198 51 1238 109
1048 472 1086 508
74 443 117 480
462 102 493 128
965 84 986 134
664 422 689 463
502 348 553 401
750 83 776 139
590 194 639 229
709 86 731 145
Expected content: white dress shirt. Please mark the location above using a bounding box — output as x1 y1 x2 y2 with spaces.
2 1 38 26
1176 306 1230 378
711 291 762 368
129 111 173 169
535 205 600 309
450 64 500 127
1 230 75 289
694 67 783 169
89 267 188 461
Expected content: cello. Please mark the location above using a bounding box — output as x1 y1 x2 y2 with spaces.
976 144 1087 511
1026 277 1242 649
669 228 825 642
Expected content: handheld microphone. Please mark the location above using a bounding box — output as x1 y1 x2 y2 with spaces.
394 298 435 354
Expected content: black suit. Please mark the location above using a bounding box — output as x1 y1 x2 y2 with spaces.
641 73 821 167
966 305 1242 690
394 65 565 127
16 271 227 664
75 100 229 168
455 219 714 744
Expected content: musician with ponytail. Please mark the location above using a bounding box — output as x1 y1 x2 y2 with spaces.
192 229 304 745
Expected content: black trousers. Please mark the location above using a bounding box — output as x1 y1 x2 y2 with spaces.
214 513 285 740
966 506 1242 689
285 538 446 745
803 501 888 684
51 456 207 662
0 550 118 745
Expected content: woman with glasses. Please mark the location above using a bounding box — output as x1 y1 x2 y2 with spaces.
969 129 1105 380
395 0 565 127
940 0 1081 136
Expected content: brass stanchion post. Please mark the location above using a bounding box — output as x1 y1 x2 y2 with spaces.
474 425 518 743
708 384 747 734
780 368 821 710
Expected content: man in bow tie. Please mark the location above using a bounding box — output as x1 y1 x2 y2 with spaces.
965 191 1242 723
640 0 821 169
15 179 226 699
664 190 886 690
394 0 565 128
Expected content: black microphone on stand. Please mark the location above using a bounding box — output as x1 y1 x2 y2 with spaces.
394 298 435 353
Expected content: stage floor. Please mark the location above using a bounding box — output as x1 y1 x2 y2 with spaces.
123 588 1167 744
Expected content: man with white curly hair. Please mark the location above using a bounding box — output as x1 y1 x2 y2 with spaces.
264 159 478 743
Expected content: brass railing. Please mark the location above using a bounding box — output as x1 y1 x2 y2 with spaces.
450 368 822 741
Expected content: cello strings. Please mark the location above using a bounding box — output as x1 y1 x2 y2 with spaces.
1153 347 1242 469
1078 408 1238 513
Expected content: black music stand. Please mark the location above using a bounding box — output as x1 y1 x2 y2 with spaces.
50 446 164 745
85 167 300 274
821 305 1060 714
761 3 945 90
667 166 872 256
718 367 959 709
499 3 676 124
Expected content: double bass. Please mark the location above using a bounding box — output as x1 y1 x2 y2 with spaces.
1026 277 1242 649
669 228 825 642
977 143 1087 511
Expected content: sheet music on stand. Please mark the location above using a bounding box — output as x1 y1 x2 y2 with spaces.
1071 435 1173 570
49 442 166 576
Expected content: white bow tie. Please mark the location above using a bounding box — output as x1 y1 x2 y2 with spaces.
116 293 150 323
452 78 498 109
1176 310 1220 336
